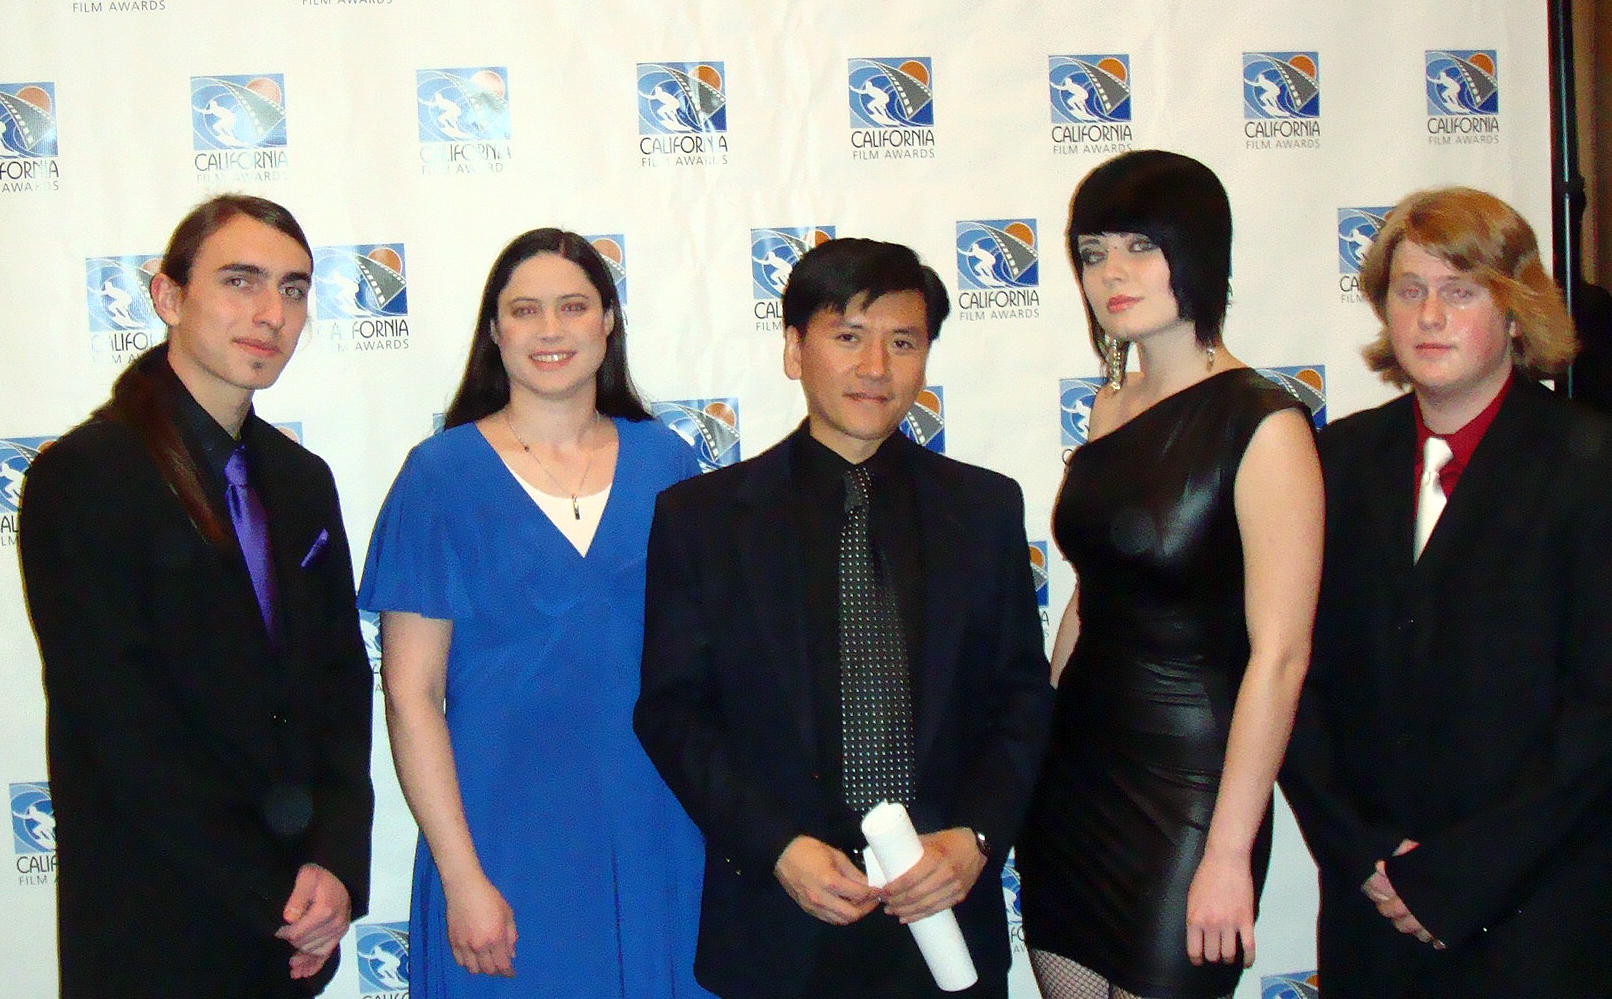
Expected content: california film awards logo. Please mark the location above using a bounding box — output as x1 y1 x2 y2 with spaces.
1242 52 1320 149
1028 541 1050 608
10 781 56 886
0 436 55 546
1059 377 1105 449
899 387 944 453
637 62 729 166
1048 55 1133 155
1029 540 1051 633
1261 970 1320 999
358 609 382 690
1337 206 1391 301
955 220 1040 321
355 920 409 998
312 244 410 352
1257 365 1327 430
584 234 628 307
1426 50 1499 145
1000 850 1025 950
848 57 935 161
191 74 288 182
751 226 835 330
85 253 164 363
0 81 61 192
417 67 512 175
653 399 740 472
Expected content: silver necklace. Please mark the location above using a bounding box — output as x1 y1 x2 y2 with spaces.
504 409 601 520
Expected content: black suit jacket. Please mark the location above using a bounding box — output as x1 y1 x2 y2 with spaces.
19 385 373 997
634 432 1052 999
1281 378 1612 998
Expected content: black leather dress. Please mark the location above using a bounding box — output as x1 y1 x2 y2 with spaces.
1019 369 1305 999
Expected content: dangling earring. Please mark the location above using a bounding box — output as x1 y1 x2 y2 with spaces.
1205 341 1216 371
1105 337 1126 391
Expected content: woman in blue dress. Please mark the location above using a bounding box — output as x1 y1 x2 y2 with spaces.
360 229 711 998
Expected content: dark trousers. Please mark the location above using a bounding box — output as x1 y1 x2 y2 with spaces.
798 908 1007 999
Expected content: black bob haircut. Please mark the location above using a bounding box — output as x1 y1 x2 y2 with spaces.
781 237 950 341
1067 149 1231 357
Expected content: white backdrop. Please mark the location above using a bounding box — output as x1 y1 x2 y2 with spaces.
1 2 1548 997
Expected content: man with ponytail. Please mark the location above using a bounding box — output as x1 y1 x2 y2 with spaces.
18 194 373 998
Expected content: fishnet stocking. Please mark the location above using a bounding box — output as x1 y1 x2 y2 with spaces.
1028 948 1230 999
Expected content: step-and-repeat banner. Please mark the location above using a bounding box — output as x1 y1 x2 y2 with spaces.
1 2 1546 997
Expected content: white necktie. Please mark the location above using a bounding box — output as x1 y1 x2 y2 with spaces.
1414 435 1455 560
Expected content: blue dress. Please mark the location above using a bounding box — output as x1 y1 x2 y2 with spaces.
359 418 712 999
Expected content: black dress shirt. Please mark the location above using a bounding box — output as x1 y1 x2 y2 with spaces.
166 363 244 492
159 355 281 646
787 424 924 847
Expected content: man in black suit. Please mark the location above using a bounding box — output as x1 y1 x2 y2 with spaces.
1281 187 1612 997
19 195 373 998
635 237 1052 999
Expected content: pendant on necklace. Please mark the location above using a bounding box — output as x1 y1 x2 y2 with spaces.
571 494 581 520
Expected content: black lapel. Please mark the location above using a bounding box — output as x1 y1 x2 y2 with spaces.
246 417 321 656
907 442 969 768
1352 397 1419 587
1414 378 1542 579
730 440 819 762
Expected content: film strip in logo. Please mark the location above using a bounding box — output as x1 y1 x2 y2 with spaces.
899 386 944 453
1049 55 1133 155
1426 50 1499 145
849 57 935 160
1243 52 1320 149
418 67 512 174
653 398 740 472
637 62 729 165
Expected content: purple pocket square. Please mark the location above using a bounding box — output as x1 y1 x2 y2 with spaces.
300 529 330 568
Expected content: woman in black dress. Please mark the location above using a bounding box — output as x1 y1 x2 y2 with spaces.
1018 150 1322 999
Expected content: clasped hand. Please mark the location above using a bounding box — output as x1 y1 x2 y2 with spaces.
275 863 352 980
1360 838 1444 949
774 829 985 926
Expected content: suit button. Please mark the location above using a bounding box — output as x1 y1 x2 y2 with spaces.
271 713 288 725
1396 617 1414 632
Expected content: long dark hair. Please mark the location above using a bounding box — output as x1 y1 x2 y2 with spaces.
444 228 651 428
94 194 312 548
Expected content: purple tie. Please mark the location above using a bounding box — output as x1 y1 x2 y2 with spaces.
224 446 277 635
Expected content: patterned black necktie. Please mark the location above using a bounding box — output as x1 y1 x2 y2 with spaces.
838 464 915 811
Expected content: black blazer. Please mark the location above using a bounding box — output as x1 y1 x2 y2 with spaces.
1281 378 1612 998
635 432 1052 999
19 407 373 997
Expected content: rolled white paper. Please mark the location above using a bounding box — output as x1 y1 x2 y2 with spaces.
861 801 980 992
